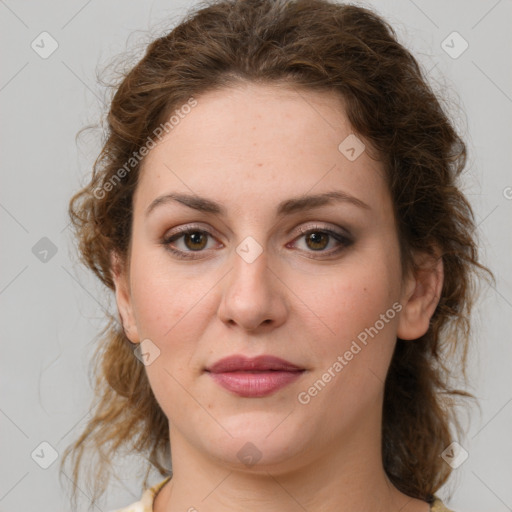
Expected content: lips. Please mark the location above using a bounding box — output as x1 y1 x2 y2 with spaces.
205 355 304 373
205 355 305 398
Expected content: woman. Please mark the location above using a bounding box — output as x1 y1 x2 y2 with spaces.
61 1 491 511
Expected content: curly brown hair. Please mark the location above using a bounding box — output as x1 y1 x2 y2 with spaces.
60 0 493 509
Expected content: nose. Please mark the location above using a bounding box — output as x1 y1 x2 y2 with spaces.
217 244 288 332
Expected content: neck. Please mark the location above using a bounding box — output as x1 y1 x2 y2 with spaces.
153 414 429 512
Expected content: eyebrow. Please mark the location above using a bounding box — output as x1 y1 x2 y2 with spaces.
145 190 371 218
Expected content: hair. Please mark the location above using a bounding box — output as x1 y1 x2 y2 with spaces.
61 0 493 509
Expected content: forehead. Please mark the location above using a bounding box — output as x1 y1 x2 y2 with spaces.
134 82 389 219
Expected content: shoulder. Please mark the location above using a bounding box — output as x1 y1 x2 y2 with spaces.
108 477 171 512
431 495 456 512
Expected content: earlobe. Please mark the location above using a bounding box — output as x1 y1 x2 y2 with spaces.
110 251 141 344
397 251 444 341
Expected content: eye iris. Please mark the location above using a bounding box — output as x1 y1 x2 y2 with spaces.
185 232 207 251
306 232 328 250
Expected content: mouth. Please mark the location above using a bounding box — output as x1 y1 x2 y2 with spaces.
205 355 306 397
205 354 304 373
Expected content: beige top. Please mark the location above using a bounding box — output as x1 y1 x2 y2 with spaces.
110 477 456 512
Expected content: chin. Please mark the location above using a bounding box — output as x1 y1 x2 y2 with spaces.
200 421 310 471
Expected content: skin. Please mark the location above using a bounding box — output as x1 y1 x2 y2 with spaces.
112 82 443 512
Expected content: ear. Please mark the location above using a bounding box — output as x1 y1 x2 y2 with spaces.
111 251 141 344
397 249 444 341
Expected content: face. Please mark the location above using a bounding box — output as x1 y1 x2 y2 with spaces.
113 82 439 473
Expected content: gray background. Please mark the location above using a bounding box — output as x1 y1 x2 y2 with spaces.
1 1 511 511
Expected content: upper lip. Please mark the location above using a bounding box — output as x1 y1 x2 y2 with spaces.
205 355 304 373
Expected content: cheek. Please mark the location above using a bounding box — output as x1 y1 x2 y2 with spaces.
296 265 400 413
129 248 200 340
294 253 402 392
299 262 399 339
129 256 207 416
128 250 218 389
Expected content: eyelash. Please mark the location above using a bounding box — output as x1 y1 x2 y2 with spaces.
161 224 353 260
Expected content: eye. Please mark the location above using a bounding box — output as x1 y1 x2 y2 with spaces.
161 226 222 260
288 225 353 257
161 224 353 260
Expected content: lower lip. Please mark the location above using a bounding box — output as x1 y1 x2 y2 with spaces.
207 370 304 397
